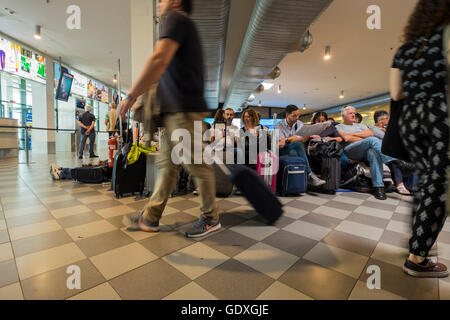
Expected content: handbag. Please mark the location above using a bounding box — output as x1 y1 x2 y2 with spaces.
381 99 410 162
307 138 343 158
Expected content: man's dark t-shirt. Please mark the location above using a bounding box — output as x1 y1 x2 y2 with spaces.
78 111 96 134
157 10 208 114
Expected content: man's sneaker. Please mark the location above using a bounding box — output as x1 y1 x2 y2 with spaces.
185 215 221 238
307 172 326 187
403 258 449 278
78 155 83 160
90 154 99 158
193 188 199 196
50 164 61 180
122 210 160 232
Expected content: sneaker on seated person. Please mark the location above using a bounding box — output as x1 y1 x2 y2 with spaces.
308 172 326 187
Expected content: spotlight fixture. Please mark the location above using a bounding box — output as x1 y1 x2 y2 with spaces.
324 45 331 60
247 94 255 102
113 74 117 83
340 90 344 99
268 66 281 80
303 104 307 110
258 100 262 107
255 84 265 93
277 85 282 94
34 25 41 40
261 82 274 90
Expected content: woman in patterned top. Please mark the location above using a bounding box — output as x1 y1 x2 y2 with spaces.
390 0 450 278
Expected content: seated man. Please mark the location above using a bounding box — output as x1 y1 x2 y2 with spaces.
275 104 325 187
336 106 411 200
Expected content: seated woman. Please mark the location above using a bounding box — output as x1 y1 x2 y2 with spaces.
239 109 271 168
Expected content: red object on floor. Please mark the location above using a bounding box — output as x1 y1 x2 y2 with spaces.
108 137 118 168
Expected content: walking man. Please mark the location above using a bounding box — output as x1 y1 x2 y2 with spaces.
119 0 220 238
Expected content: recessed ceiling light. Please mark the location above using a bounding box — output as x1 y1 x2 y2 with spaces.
324 46 331 60
261 82 274 90
4 8 16 15
340 90 344 99
34 25 42 40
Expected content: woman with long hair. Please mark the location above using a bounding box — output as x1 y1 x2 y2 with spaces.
390 0 450 277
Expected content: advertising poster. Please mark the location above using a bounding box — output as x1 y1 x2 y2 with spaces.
87 79 96 99
0 37 46 84
71 70 87 97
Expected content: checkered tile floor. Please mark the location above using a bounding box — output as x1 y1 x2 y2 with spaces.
1 152 450 300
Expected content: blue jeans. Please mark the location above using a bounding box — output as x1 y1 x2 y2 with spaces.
344 137 395 187
279 142 311 173
79 131 96 157
60 168 72 180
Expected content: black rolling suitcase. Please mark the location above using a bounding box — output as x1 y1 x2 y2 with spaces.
217 163 283 225
320 157 341 194
71 166 106 184
112 124 147 198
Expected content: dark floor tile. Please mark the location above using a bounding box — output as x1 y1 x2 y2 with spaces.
3 199 43 211
262 230 318 258
106 215 128 228
300 213 342 229
160 212 198 229
325 200 359 212
0 259 19 288
391 213 412 224
360 200 397 212
6 211 53 229
216 199 242 211
109 259 191 300
45 199 83 211
322 230 378 257
21 259 105 300
76 230 135 257
33 190 69 198
359 258 438 300
346 213 389 230
273 216 296 229
57 212 103 229
139 231 195 258
288 200 320 212
278 259 356 300
379 230 410 250
11 230 73 258
120 201 147 211
217 211 247 228
167 200 199 211
201 230 257 258
86 200 123 211
0 230 9 244
339 192 371 200
195 259 274 300
70 191 103 199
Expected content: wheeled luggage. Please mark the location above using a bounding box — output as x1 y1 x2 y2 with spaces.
277 156 307 196
71 166 106 184
320 157 341 194
256 152 278 192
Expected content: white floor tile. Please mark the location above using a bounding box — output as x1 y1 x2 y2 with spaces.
256 281 313 300
0 282 24 300
333 195 364 206
395 206 412 215
95 205 135 219
9 219 62 241
386 220 411 235
78 195 112 204
15 243 86 280
0 219 6 231
4 205 49 219
68 283 122 300
353 206 393 220
440 280 450 300
163 282 218 300
366 197 400 206
296 195 329 206
234 242 299 279
229 220 279 241
50 205 92 219
437 242 450 261
41 194 74 204
163 242 229 280
65 220 117 241
335 220 384 241
282 206 309 220
313 206 351 220
90 243 157 280
282 220 331 241
303 242 369 279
